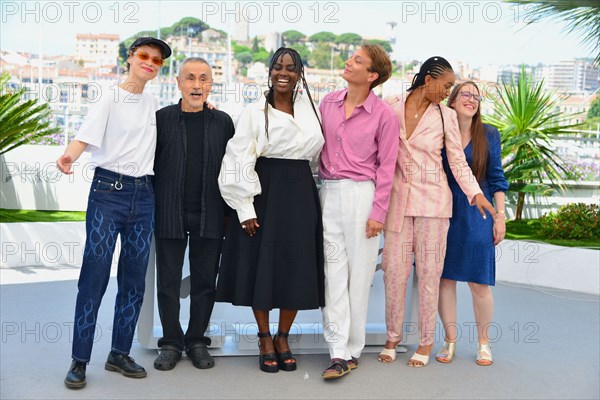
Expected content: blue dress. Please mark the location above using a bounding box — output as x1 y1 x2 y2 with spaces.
441 125 509 285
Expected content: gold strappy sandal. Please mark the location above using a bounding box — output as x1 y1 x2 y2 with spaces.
476 343 493 366
435 340 456 364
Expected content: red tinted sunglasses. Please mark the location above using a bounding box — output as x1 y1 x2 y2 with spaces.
134 51 164 67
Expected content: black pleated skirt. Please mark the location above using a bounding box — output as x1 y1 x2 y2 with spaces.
216 157 325 310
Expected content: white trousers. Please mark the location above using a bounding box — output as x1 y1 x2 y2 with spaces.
320 179 380 360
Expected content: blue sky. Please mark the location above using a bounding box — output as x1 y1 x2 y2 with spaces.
0 0 592 67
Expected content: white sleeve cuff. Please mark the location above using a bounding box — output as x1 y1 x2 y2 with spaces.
237 203 257 224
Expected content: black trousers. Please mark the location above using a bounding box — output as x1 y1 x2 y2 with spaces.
156 213 222 350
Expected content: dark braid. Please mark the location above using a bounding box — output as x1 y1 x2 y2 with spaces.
302 74 323 134
408 56 454 91
264 47 322 140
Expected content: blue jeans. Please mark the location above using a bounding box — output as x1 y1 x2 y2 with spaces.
72 167 155 362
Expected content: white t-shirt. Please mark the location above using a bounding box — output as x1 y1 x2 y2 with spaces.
76 84 159 177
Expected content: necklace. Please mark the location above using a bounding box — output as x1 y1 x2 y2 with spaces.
413 100 430 118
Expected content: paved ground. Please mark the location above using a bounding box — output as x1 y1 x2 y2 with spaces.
1 264 599 400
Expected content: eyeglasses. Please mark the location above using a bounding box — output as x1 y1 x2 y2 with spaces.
134 51 164 67
457 91 483 103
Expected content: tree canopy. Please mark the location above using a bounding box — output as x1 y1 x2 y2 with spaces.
587 96 600 119
288 44 310 63
365 39 393 53
121 17 212 62
309 43 345 69
282 30 306 44
309 31 337 43
335 33 362 45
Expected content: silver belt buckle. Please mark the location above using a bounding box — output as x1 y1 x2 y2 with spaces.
114 181 123 190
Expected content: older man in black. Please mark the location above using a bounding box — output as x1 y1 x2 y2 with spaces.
153 58 234 370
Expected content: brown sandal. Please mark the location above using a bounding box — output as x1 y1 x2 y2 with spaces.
347 357 358 370
322 358 350 380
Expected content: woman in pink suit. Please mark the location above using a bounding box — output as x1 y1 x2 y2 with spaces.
378 56 496 367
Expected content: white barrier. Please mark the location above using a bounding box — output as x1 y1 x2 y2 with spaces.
1 145 92 211
0 222 86 268
496 239 600 295
3 222 597 295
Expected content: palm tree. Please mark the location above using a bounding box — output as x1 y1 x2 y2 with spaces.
484 66 582 220
0 72 61 155
506 0 600 65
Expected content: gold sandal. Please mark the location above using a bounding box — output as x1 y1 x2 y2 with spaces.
435 340 456 364
476 343 493 366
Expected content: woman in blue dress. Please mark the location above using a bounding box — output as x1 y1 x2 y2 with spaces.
436 81 509 366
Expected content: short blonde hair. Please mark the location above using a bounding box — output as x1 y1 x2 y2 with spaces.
361 44 393 89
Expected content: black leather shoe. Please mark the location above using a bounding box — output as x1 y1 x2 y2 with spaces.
64 360 87 389
105 352 147 378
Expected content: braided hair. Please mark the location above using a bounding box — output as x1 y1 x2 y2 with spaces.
264 47 322 140
408 56 453 91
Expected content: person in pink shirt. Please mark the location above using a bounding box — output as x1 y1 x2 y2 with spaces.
319 44 400 380
378 56 496 367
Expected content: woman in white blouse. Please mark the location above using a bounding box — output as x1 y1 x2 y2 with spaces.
217 48 324 373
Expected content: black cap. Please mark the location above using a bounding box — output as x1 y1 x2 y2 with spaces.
129 37 172 59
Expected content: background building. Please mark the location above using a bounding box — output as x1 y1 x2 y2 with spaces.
264 32 282 53
537 59 600 94
75 33 120 68
233 8 249 42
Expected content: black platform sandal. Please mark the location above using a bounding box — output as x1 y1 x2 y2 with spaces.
257 332 279 373
273 331 297 372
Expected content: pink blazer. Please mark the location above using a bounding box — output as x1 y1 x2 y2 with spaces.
384 93 483 233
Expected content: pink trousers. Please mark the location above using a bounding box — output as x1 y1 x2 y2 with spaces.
382 216 449 346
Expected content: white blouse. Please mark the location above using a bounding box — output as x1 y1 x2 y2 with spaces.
218 91 324 223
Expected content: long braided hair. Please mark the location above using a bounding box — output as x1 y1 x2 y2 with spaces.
408 56 454 91
264 47 322 139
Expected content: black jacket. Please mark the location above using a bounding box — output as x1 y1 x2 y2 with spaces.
154 101 235 239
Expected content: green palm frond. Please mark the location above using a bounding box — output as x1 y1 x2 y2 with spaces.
507 0 600 65
0 72 61 155
484 65 583 219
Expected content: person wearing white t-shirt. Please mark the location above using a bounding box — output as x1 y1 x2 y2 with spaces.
56 37 171 390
